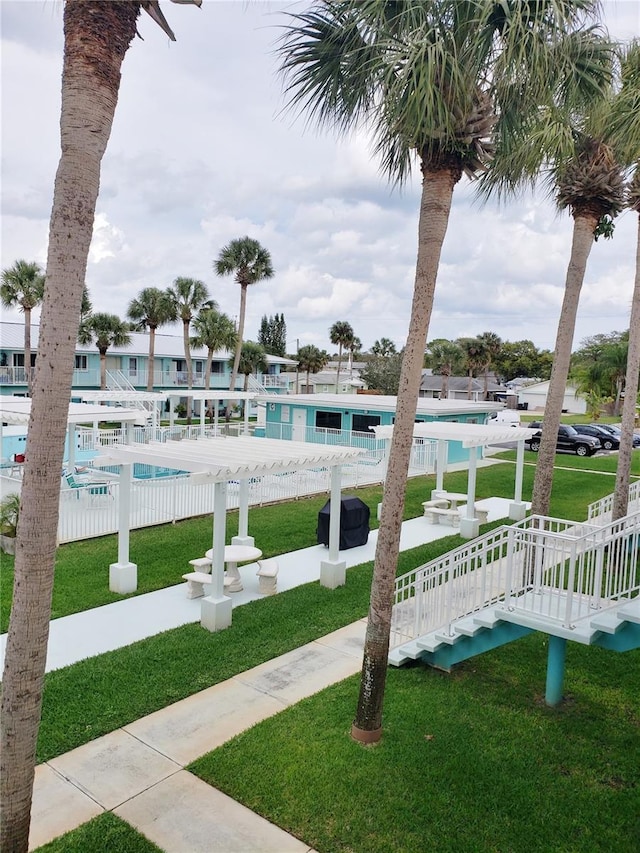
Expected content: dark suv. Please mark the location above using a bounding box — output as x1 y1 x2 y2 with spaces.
573 424 620 450
525 423 600 456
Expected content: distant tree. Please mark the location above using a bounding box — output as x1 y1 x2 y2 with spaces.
1 260 46 394
190 307 237 391
329 320 354 393
297 344 329 393
215 237 274 395
167 277 212 391
370 338 397 358
235 341 268 390
493 339 552 383
426 339 464 398
81 312 131 390
346 335 362 374
457 337 487 398
127 287 176 391
362 352 404 396
571 331 629 414
258 312 287 356
477 331 502 398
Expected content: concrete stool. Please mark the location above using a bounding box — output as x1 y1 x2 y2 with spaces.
189 556 212 573
256 559 279 595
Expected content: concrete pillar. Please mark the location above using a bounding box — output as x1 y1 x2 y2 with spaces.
109 462 137 593
201 480 232 631
545 635 567 706
320 465 347 588
231 478 254 546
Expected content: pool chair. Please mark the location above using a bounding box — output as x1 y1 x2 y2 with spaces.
64 473 112 502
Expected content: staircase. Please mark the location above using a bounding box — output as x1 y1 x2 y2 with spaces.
389 509 640 670
106 370 155 422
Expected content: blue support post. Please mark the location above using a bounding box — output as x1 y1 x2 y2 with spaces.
545 635 567 706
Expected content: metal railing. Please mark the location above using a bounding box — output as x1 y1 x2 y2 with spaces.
587 479 640 521
391 511 640 649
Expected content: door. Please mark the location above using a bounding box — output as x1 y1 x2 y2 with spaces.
292 408 307 442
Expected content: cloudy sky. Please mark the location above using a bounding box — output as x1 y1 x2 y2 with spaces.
1 0 639 355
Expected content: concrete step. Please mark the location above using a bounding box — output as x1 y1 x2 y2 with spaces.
451 615 485 637
415 635 443 653
473 607 504 629
388 639 424 666
617 598 640 624
590 609 624 634
497 608 597 645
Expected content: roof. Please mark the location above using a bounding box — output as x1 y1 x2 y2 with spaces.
420 374 506 393
0 398 147 426
94 435 366 482
0 322 296 366
256 393 503 417
373 422 535 447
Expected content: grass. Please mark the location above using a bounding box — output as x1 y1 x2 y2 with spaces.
0 458 621 632
189 636 640 853
34 812 162 853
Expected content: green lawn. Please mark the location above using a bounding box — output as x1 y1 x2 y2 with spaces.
34 812 162 853
190 636 640 853
20 458 640 852
0 458 622 632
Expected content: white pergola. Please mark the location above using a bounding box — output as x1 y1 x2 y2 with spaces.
95 436 366 631
373 422 534 537
0 398 146 468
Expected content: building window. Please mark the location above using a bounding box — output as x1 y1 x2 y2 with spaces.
128 357 138 374
75 355 88 370
315 410 342 430
211 361 223 374
352 414 381 433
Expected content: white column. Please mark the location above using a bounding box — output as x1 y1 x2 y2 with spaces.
199 401 206 437
509 439 528 520
320 464 347 589
243 398 250 435
67 424 77 470
459 445 479 539
232 478 254 546
109 462 137 593
201 480 232 631
432 439 447 498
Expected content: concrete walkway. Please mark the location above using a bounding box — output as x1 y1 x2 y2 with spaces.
27 499 515 851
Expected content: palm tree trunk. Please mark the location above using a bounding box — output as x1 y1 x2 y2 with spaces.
612 216 640 521
147 326 156 392
335 344 342 393
24 307 32 395
100 350 107 389
0 3 140 849
531 213 598 516
204 347 213 390
352 166 459 742
229 283 247 394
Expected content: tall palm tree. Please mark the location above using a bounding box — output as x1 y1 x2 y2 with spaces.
214 237 274 395
190 307 237 390
236 341 268 390
330 320 354 392
167 276 211 391
82 312 132 389
1 260 46 394
297 344 329 392
278 0 612 742
0 3 200 848
347 335 362 375
370 337 396 358
426 338 464 399
127 287 177 391
611 41 640 520
458 337 488 399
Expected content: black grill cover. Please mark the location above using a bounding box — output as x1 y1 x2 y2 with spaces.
317 495 370 549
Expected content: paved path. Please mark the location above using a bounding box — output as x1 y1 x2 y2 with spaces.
27 499 515 851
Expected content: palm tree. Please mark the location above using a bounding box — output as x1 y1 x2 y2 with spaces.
190 307 237 390
0 4 200 847
167 276 211 391
347 335 362 375
82 312 132 389
458 337 488 399
370 337 396 358
214 237 274 396
236 341 268 390
1 260 45 394
297 344 329 393
330 320 354 392
278 0 612 742
127 287 177 391
478 331 502 399
426 338 464 399
611 41 640 520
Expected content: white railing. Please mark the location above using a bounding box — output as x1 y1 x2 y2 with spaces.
587 479 640 521
390 511 640 649
0 366 35 386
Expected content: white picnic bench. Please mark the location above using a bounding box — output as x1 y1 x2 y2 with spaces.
422 498 489 527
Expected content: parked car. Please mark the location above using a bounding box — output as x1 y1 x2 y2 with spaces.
525 423 601 456
595 424 640 448
573 424 620 450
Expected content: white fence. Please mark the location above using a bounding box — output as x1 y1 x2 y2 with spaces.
390 511 640 649
587 479 640 521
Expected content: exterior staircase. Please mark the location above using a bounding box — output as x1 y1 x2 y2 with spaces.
389 508 640 681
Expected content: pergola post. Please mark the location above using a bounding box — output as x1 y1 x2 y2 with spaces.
109 462 137 593
231 477 254 546
431 439 447 498
545 635 567 706
459 445 479 539
320 464 347 589
509 439 528 520
201 480 232 631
